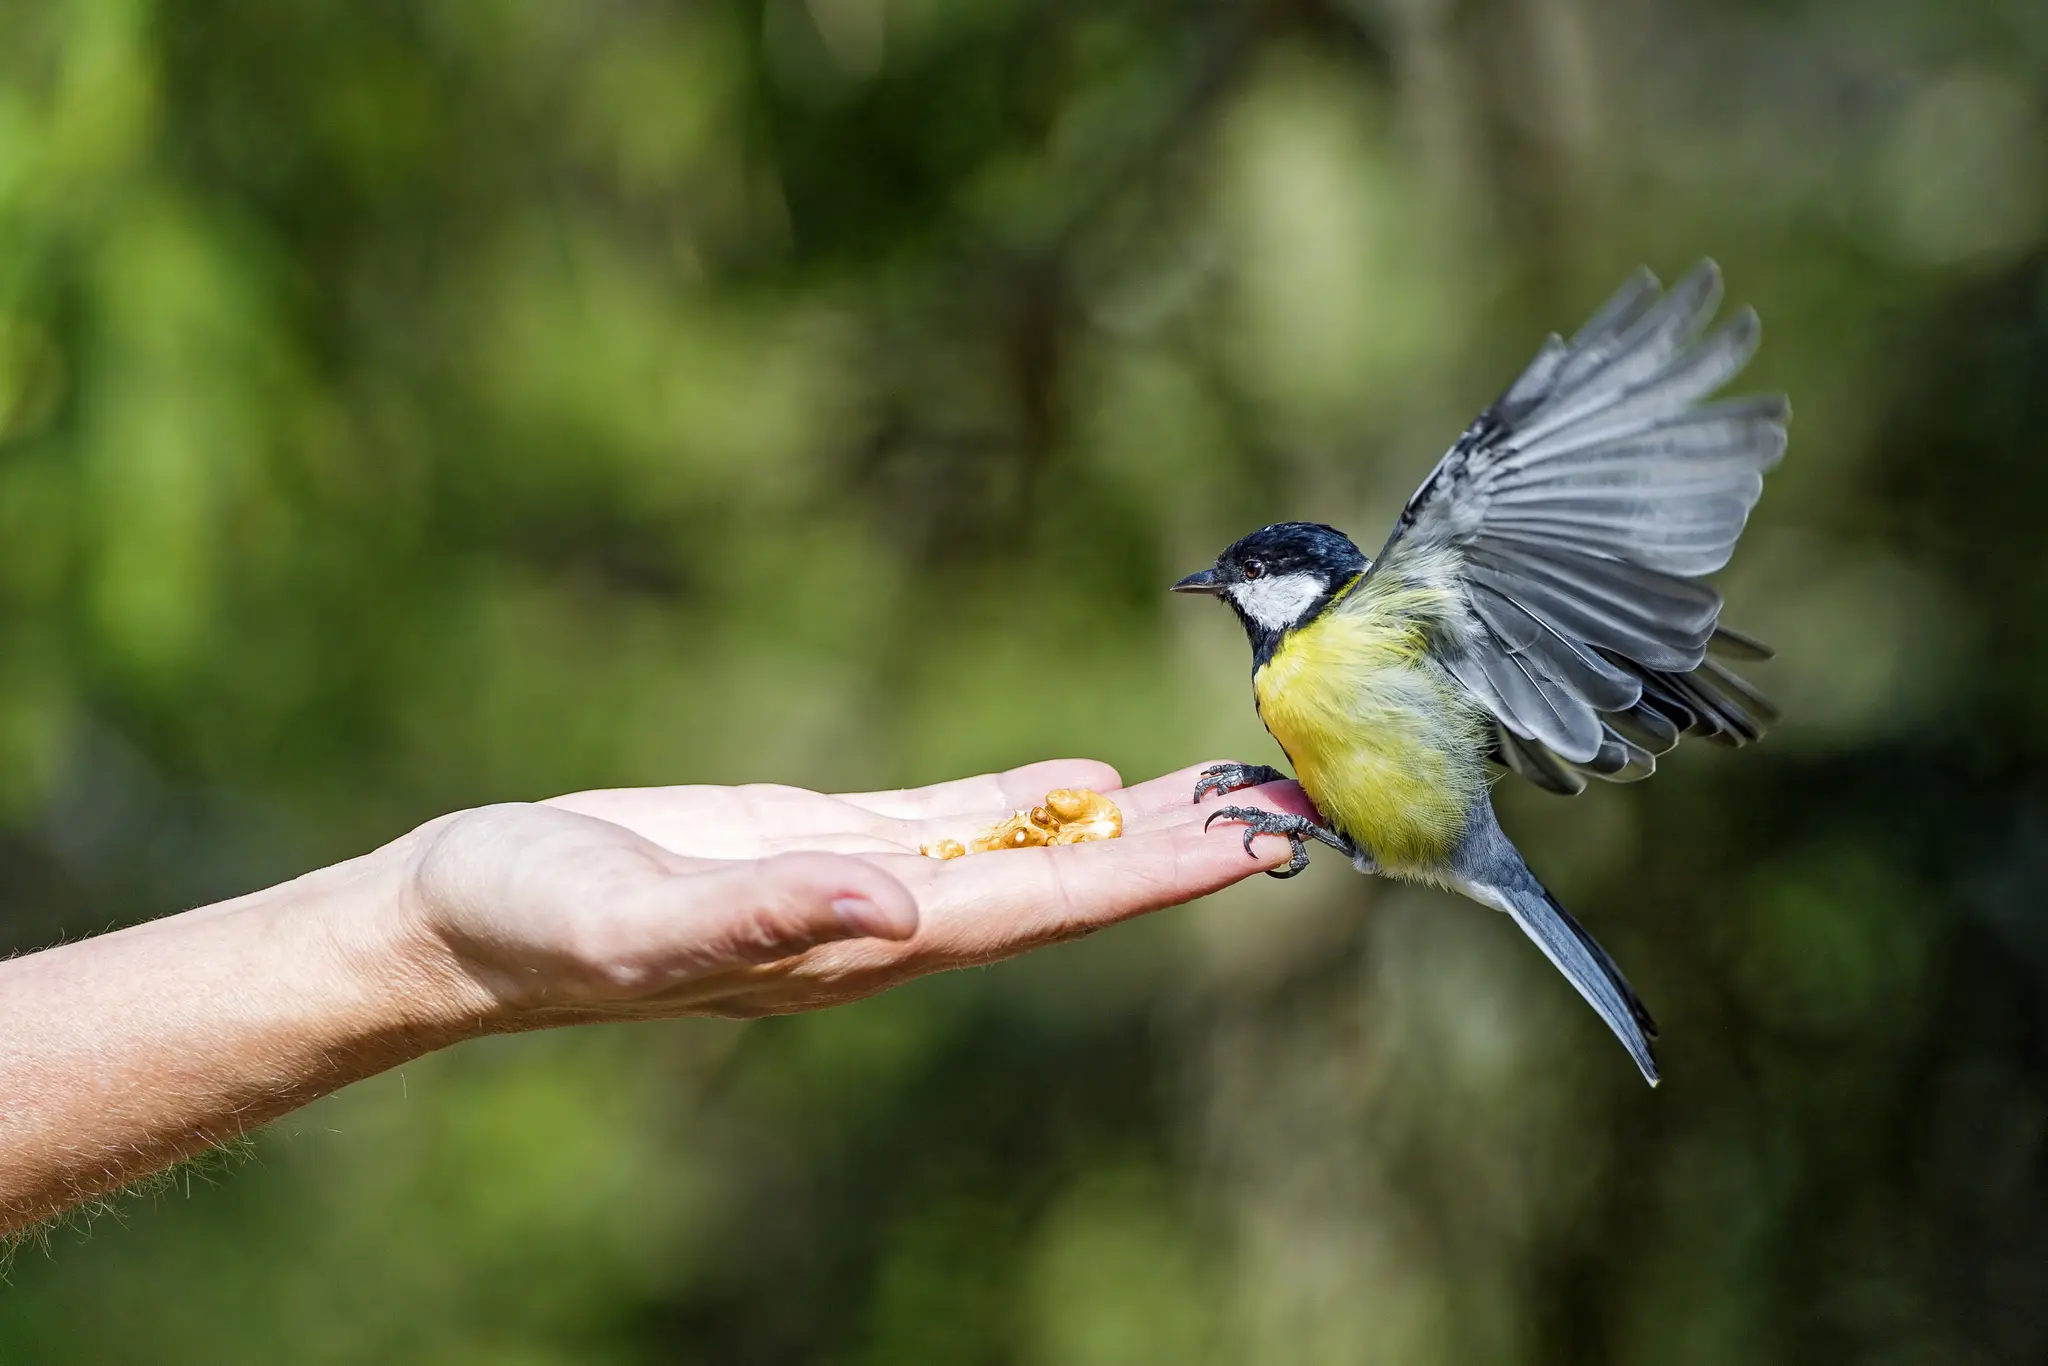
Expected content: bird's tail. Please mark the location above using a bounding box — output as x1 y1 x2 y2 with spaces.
1454 808 1661 1085
1500 871 1661 1086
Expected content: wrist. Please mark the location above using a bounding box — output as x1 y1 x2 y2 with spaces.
313 821 513 1049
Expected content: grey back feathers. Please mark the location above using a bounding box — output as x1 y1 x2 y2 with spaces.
1371 260 1787 790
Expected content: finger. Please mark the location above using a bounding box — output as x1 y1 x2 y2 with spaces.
837 759 1123 820
900 763 1304 848
612 852 921 981
589 786 1327 1017
1112 761 1304 826
906 784 1322 959
545 785 906 858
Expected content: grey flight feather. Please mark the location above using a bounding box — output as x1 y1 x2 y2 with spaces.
1372 259 1787 780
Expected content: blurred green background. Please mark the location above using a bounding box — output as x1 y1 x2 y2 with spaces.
3 0 2047 1360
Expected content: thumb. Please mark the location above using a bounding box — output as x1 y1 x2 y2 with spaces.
664 852 920 970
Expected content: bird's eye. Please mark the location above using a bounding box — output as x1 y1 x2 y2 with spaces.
1242 559 1265 580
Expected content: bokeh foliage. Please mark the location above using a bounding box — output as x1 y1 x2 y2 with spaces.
4 0 2048 1360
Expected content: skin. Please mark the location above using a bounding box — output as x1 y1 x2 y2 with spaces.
0 759 1313 1237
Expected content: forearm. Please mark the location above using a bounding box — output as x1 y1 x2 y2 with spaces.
0 841 483 1236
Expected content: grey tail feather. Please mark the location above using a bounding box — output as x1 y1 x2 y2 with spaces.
1483 862 1661 1086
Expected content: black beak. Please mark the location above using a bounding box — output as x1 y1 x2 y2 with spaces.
1171 567 1225 595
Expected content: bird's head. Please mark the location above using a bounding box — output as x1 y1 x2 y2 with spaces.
1172 522 1369 655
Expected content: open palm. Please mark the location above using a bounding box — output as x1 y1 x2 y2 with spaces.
398 759 1314 1026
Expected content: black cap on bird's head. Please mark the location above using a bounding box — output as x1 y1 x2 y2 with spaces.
1172 522 1368 657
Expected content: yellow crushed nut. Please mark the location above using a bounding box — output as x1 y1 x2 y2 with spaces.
1042 788 1122 844
922 788 1124 858
971 811 1050 853
1043 789 1094 822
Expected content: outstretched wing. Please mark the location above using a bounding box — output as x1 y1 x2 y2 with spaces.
1371 260 1787 794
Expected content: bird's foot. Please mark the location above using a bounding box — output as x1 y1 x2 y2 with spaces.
1192 762 1289 804
1202 806 1351 879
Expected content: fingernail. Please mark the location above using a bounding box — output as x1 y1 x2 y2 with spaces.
833 895 917 939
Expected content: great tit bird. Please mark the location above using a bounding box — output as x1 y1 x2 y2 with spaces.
1173 262 1785 1085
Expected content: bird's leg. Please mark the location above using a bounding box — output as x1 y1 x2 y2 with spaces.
1192 762 1289 804
1202 806 1353 879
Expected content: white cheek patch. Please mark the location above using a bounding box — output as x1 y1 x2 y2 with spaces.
1229 572 1325 631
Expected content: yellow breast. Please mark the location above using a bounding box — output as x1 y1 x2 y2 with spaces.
1253 577 1489 875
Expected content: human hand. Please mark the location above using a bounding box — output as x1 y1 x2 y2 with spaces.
385 760 1315 1028
0 758 1313 1232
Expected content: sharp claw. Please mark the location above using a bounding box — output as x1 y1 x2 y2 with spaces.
1192 763 1286 805
1274 839 1308 877
1203 804 1325 872
1201 802 1350 877
1264 837 1311 877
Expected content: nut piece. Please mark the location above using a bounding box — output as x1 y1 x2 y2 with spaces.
1042 787 1122 845
970 811 1047 854
1043 788 1095 822
921 788 1124 859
